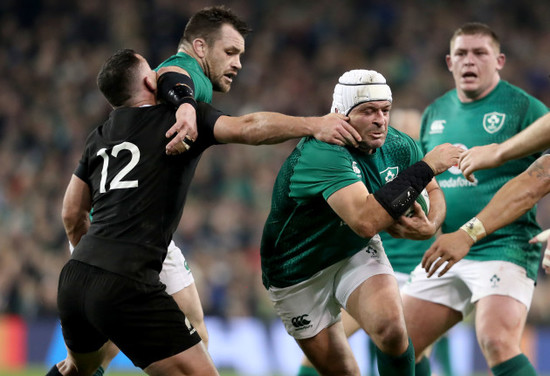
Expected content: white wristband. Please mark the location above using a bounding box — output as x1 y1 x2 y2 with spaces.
460 217 486 243
69 241 75 254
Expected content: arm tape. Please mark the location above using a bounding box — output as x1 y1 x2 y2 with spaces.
460 217 486 243
373 161 434 219
157 72 197 109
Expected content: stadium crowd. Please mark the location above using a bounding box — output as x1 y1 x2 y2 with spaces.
1 0 550 330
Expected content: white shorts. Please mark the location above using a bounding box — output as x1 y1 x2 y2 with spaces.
267 235 394 339
395 271 410 289
159 241 195 295
402 259 535 317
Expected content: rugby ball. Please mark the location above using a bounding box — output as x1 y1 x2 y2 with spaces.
404 188 430 217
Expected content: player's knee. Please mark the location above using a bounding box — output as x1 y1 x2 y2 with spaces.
478 334 516 362
371 319 408 354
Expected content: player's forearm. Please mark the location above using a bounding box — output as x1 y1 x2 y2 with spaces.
222 112 314 145
62 175 92 247
349 194 395 239
498 113 550 162
425 180 446 230
62 202 90 246
477 180 536 237
472 156 550 239
64 216 89 247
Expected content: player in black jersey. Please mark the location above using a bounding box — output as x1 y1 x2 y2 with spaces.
48 49 366 376
49 49 221 376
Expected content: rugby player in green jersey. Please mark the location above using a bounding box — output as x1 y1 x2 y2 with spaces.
402 22 548 376
153 3 358 358
295 110 454 376
261 69 462 376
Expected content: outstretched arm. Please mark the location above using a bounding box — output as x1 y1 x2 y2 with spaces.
212 112 362 146
62 175 92 248
423 154 550 277
460 113 550 181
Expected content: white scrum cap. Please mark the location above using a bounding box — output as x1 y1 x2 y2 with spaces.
331 69 392 115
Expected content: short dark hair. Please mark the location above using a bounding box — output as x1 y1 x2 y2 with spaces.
97 49 141 107
451 22 500 52
179 5 251 48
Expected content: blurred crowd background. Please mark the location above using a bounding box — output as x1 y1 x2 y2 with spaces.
1 0 550 330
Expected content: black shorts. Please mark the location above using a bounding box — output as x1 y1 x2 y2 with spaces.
57 260 201 369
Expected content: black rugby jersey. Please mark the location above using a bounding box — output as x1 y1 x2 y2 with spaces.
72 102 223 283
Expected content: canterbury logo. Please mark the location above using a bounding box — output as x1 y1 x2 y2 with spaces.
365 245 379 258
291 314 311 328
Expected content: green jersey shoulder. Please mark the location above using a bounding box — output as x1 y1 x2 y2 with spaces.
156 52 213 103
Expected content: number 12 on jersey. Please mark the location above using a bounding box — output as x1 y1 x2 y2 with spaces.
97 141 140 193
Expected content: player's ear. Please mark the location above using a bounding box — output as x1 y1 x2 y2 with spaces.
192 38 206 58
445 54 453 71
496 53 506 71
144 75 156 93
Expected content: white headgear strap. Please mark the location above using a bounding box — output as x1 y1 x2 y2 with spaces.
331 69 392 115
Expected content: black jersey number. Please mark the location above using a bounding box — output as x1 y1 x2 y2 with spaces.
97 142 140 193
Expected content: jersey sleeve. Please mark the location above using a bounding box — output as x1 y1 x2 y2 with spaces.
412 140 424 163
290 140 361 202
74 161 89 183
73 131 95 187
522 98 549 131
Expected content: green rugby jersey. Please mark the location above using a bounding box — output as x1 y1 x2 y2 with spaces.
261 127 423 288
420 80 548 280
379 139 434 275
156 52 213 103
